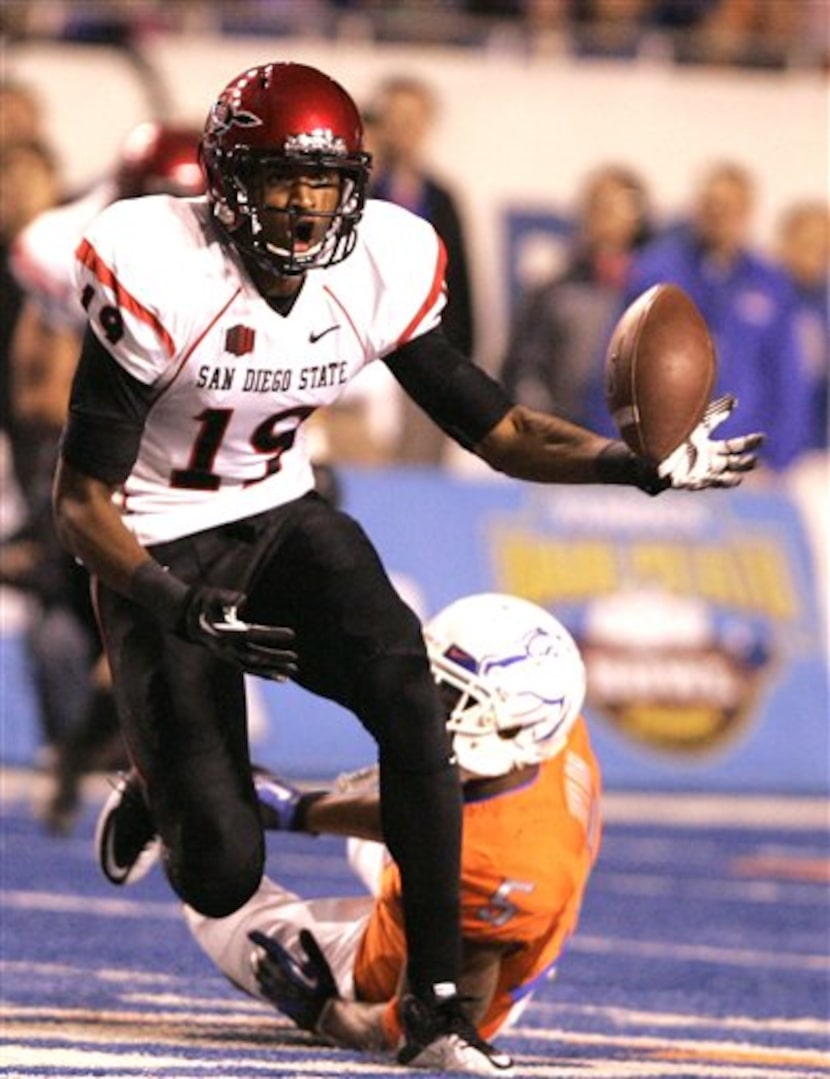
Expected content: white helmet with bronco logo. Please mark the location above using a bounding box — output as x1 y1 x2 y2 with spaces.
425 593 587 777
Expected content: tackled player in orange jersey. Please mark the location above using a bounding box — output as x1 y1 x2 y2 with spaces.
165 593 601 1061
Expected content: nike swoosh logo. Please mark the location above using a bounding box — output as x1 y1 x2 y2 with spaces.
309 325 340 344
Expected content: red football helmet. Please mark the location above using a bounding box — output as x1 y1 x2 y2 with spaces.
115 122 206 199
199 61 371 275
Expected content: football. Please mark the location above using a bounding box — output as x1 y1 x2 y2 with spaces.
605 283 716 462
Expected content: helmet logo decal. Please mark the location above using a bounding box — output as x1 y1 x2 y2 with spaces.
207 99 263 137
481 628 558 681
285 129 348 156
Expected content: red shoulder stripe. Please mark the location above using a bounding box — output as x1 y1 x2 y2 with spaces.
76 238 176 358
394 235 448 349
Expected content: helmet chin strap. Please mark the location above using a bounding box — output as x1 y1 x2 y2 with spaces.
461 763 541 799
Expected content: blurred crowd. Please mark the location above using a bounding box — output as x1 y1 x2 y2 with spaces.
1 82 207 834
0 20 827 830
502 161 828 472
1 0 827 70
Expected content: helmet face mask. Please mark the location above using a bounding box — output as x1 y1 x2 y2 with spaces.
200 62 371 276
425 594 587 778
226 152 366 275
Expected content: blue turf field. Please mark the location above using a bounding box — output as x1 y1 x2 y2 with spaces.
2 770 828 1078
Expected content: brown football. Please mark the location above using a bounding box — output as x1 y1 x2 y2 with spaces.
605 283 716 462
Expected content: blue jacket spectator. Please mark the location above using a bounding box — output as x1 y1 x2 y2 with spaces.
774 201 829 453
588 163 812 471
501 164 653 426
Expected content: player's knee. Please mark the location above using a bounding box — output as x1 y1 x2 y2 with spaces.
164 814 265 918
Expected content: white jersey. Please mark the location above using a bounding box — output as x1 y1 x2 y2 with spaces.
74 195 447 545
10 180 117 330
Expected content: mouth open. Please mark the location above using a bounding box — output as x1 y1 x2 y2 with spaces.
293 218 316 249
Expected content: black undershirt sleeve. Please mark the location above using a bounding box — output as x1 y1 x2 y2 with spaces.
384 326 514 450
60 326 156 484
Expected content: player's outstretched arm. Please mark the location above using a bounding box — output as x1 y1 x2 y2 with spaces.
253 766 383 839
476 404 661 489
389 327 762 493
477 401 762 493
385 329 685 491
294 787 383 840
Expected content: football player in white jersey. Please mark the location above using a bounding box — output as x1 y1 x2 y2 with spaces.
11 121 206 434
52 61 762 1075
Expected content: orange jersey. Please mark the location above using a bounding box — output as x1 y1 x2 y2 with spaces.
353 716 602 1040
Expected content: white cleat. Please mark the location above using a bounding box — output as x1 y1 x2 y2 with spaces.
397 994 514 1075
94 771 160 886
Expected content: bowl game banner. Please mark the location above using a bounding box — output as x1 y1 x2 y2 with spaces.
303 468 825 793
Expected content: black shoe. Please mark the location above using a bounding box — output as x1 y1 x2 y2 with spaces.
94 771 159 885
397 992 514 1075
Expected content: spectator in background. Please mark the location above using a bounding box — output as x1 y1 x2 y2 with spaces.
4 121 205 832
0 138 62 495
0 83 64 642
500 164 651 426
0 83 67 818
0 112 64 793
0 80 61 495
0 79 45 146
587 161 810 472
570 0 656 59
366 75 476 464
367 76 474 357
674 0 810 69
774 200 829 454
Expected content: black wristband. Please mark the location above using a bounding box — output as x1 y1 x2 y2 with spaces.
129 559 190 630
596 441 668 496
294 791 328 835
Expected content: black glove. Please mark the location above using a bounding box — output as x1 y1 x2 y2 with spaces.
249 928 338 1031
180 586 297 681
129 561 297 681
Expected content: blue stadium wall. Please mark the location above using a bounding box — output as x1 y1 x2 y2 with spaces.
2 466 827 795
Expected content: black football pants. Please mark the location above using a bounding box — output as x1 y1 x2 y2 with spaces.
94 493 462 997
